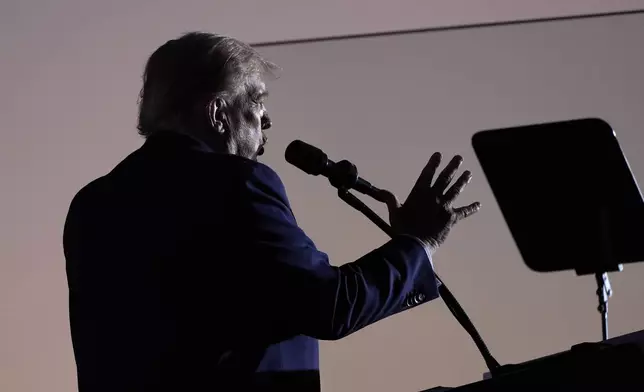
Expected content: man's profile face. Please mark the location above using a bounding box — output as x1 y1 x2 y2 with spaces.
226 74 272 160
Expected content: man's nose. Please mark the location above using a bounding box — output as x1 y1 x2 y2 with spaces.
261 114 272 130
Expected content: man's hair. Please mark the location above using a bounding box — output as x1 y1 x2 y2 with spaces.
137 32 277 137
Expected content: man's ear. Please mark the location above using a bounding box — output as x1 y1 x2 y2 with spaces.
207 97 227 134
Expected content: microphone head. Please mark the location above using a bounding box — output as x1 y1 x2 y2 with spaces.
285 140 330 176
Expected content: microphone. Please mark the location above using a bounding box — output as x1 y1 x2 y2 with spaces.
285 140 383 200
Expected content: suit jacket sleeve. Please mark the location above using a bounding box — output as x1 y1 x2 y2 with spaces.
230 162 440 341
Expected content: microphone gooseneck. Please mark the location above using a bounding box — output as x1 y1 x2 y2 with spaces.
285 139 502 375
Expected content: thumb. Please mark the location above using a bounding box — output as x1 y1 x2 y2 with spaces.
376 189 401 215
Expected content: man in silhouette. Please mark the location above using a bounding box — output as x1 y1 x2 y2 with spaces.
63 32 480 391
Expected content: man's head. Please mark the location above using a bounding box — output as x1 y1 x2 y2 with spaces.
137 32 277 160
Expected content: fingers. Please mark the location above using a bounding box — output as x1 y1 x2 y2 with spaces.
433 155 463 194
408 152 442 201
453 202 481 220
442 170 472 205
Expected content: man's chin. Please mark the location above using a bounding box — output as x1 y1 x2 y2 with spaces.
256 145 265 158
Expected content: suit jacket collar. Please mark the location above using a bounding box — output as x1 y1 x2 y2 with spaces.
141 130 271 172
143 130 215 154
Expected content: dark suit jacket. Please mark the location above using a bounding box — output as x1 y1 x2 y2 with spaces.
63 131 440 391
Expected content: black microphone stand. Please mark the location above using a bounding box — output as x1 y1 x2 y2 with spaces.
337 188 502 375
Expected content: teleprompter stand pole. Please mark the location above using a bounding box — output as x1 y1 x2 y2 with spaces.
576 208 622 341
595 272 612 341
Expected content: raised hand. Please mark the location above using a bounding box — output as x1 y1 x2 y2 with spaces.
378 153 480 253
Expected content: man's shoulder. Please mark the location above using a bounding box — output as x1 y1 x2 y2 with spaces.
230 158 291 210
245 160 286 191
66 175 109 218
186 152 288 200
67 142 291 217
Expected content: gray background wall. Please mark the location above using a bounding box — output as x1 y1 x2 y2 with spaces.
254 13 644 391
2 2 644 391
